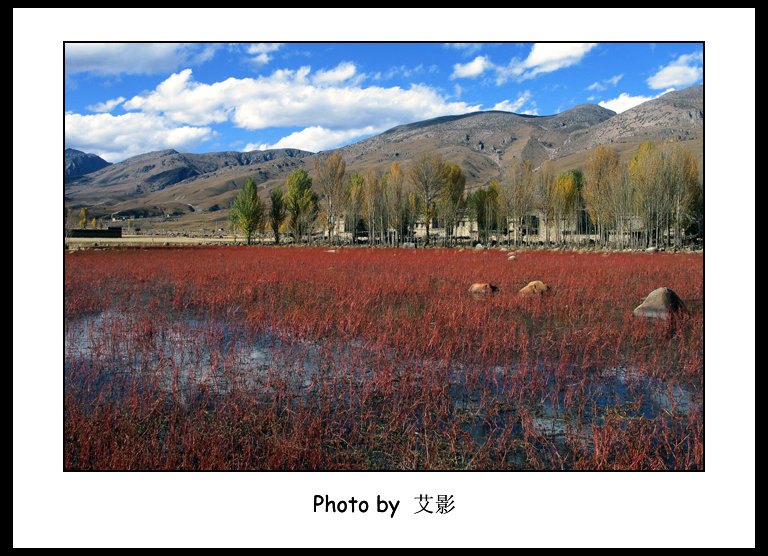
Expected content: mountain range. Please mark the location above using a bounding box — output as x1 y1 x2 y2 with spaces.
64 85 702 224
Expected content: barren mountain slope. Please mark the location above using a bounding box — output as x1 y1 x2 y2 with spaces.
63 85 703 222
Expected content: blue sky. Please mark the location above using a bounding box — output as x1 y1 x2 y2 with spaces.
64 40 703 163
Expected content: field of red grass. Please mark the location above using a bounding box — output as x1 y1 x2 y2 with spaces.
64 245 703 470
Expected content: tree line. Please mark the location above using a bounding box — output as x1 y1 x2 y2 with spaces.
229 140 703 249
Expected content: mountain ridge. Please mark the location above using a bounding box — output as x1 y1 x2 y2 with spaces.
64 85 703 222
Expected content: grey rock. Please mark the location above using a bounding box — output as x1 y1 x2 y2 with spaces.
633 287 688 319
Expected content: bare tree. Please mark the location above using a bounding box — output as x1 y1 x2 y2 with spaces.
438 162 466 246
362 169 382 246
583 145 620 247
345 171 364 244
314 151 347 246
408 153 445 246
502 159 536 246
552 170 582 245
663 141 701 249
383 162 407 246
607 161 637 249
536 160 556 246
630 141 666 248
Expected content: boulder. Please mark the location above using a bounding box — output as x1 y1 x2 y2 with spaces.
519 280 550 296
469 282 498 295
632 287 688 319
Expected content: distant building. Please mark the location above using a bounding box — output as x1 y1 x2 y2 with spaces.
67 226 123 238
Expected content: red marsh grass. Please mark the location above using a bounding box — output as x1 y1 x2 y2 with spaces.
64 246 703 470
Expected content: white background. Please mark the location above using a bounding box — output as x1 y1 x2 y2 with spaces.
14 8 755 548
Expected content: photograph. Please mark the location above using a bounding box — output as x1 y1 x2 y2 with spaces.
14 8 754 548
62 40 705 473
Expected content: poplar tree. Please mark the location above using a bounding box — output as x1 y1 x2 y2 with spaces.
408 153 445 246
314 151 347 246
285 167 318 244
383 162 408 246
268 186 287 245
583 145 620 246
502 159 536 246
346 171 365 244
438 163 466 246
536 160 556 246
229 176 264 245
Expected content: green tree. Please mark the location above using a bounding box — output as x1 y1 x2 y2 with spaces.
285 167 318 244
229 176 264 245
468 180 500 245
268 186 287 245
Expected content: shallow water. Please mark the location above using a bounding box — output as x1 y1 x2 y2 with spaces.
65 310 702 464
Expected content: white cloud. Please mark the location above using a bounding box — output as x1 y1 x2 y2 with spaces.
378 64 426 81
311 62 358 86
64 43 216 76
517 43 597 80
65 111 213 162
124 68 481 136
247 43 282 55
647 52 703 89
86 97 126 113
69 65 484 159
451 56 493 79
598 88 674 113
246 125 378 153
461 43 598 84
245 43 283 66
492 90 537 114
586 74 622 92
123 69 237 126
444 43 483 56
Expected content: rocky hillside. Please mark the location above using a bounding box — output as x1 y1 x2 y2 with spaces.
64 148 312 217
64 148 111 183
336 103 616 188
555 85 703 158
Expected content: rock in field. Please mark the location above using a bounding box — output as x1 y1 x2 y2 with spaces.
632 287 688 319
519 280 550 296
469 283 498 294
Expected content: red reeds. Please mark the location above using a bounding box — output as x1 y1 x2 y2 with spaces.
64 246 703 470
